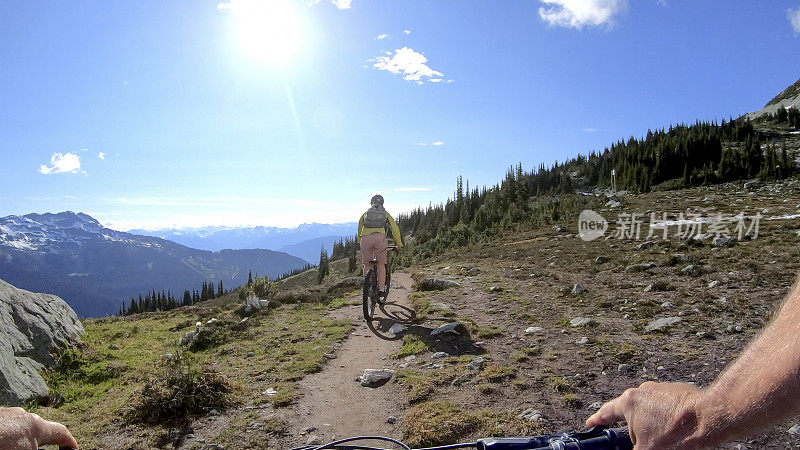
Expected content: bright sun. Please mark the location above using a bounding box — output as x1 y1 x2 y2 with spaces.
227 0 303 64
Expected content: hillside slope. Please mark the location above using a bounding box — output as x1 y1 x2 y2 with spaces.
28 178 800 449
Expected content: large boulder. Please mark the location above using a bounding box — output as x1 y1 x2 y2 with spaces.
0 279 84 405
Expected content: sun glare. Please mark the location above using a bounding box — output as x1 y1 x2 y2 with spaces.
228 0 303 64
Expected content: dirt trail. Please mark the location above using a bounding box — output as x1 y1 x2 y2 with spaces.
284 272 414 447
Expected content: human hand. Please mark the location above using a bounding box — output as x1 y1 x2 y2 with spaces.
586 381 708 450
0 407 78 450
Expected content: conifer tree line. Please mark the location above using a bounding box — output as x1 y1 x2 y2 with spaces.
395 116 798 257
118 279 226 316
274 263 315 281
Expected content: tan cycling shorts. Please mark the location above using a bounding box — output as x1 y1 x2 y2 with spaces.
360 232 388 265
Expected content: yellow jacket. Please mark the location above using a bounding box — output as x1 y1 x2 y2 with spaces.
357 210 403 247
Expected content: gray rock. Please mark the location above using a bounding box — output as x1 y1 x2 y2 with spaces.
387 416 397 424
634 241 657 251
788 424 800 436
467 267 481 276
0 279 84 405
429 322 470 338
713 237 736 247
306 435 322 446
415 278 460 291
575 337 589 345
625 262 656 273
744 181 760 190
672 253 689 263
572 284 587 295
431 352 449 359
726 323 744 334
524 326 544 334
519 408 544 422
680 265 698 276
467 357 485 371
243 295 269 315
617 364 631 375
359 369 394 387
696 331 715 339
388 323 408 336
570 317 596 327
644 280 671 292
660 301 672 309
324 353 337 359
590 401 603 409
645 317 682 332
595 256 609 264
707 280 721 289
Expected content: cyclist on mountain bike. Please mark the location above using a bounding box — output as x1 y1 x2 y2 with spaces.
357 194 403 296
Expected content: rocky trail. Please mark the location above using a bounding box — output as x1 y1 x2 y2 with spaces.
283 272 415 447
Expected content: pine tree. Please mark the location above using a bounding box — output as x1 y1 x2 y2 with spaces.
218 280 224 297
317 245 330 284
248 271 253 286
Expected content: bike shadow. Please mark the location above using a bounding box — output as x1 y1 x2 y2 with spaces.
366 302 483 357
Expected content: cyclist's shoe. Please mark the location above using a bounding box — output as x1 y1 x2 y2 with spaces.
377 289 388 304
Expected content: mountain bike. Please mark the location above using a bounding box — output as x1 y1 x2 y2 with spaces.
291 425 632 450
363 245 396 321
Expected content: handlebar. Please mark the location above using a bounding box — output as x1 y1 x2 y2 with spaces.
291 426 631 450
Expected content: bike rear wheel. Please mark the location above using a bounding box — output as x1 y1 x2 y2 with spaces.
363 269 378 320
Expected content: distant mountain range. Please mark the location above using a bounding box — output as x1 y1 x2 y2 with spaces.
0 212 308 317
129 222 357 263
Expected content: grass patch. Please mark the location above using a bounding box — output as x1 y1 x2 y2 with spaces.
403 402 545 447
127 357 234 424
511 346 541 362
394 334 430 358
480 364 516 383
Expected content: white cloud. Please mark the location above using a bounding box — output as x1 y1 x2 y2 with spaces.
584 128 597 132
538 0 626 29
332 0 351 9
395 187 432 192
416 142 428 146
39 153 83 175
217 1 232 9
403 29 411 34
375 33 389 40
656 0 668 6
98 152 106 159
373 47 446 85
789 6 800 34
432 141 444 146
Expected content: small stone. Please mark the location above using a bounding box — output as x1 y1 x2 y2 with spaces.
696 331 715 339
306 435 322 446
524 326 544 334
589 401 603 409
519 408 543 422
575 337 589 345
595 256 609 264
467 357 485 371
707 280 721 289
617 364 630 375
467 267 481 275
163 353 174 360
324 353 337 359
645 317 681 332
572 284 587 295
788 424 800 436
387 417 397 424
263 388 277 396
570 317 595 327
205 445 224 450
660 301 672 309
246 352 255 357
359 369 394 387
634 241 657 251
431 352 449 359
429 322 469 338
681 264 698 276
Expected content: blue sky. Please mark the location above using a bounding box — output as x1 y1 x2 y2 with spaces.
1 0 799 230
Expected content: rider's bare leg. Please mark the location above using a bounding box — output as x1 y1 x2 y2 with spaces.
377 263 386 292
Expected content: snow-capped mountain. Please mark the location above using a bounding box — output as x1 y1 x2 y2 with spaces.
0 212 308 317
130 222 358 262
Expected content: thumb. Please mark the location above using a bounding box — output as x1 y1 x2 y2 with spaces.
586 397 626 428
35 417 78 449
